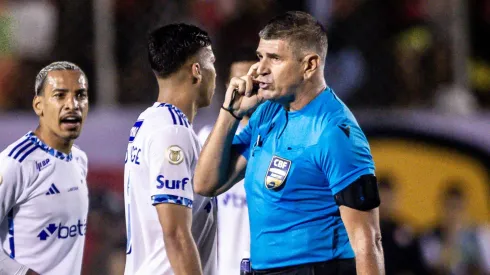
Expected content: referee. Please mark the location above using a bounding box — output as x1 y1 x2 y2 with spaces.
195 11 384 275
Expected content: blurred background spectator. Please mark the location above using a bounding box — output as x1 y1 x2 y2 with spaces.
0 1 489 274
378 176 429 275
0 0 19 109
420 182 489 275
83 188 126 275
468 0 490 108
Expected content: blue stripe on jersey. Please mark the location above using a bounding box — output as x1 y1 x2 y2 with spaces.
8 138 29 157
156 102 190 127
173 108 188 128
26 132 73 162
151 194 193 208
13 143 34 160
18 145 38 163
166 106 178 125
7 209 14 258
177 113 184 126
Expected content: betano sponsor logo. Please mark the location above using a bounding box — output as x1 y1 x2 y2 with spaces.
37 220 87 241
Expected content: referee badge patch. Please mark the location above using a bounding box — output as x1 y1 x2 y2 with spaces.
166 145 184 165
265 156 291 189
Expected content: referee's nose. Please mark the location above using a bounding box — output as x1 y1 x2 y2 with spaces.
256 60 270 76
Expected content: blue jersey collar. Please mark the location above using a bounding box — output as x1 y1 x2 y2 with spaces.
287 87 331 117
25 132 73 161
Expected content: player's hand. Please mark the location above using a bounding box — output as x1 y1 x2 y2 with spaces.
26 269 40 275
222 63 264 118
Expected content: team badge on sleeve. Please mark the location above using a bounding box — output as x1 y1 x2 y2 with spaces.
129 120 144 143
265 156 291 189
166 145 184 165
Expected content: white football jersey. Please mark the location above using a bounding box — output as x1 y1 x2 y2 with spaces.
217 181 250 275
124 102 217 275
0 132 89 275
198 125 251 275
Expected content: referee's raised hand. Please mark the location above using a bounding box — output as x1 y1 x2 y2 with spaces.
222 63 264 120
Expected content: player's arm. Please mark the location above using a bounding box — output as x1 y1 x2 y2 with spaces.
156 204 201 275
320 122 384 275
0 156 38 275
193 110 248 197
148 127 202 275
195 65 262 197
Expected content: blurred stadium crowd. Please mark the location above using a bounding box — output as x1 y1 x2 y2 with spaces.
0 0 489 274
1 0 490 111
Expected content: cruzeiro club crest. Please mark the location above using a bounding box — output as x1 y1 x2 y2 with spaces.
166 145 184 165
265 156 291 190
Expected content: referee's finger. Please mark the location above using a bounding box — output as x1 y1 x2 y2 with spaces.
232 77 246 96
240 75 254 97
228 77 242 94
247 62 259 77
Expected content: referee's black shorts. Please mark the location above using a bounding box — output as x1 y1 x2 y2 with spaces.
251 258 356 275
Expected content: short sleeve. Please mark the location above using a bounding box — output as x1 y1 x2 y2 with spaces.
0 155 28 223
232 113 256 161
319 122 375 195
147 126 195 208
197 125 213 145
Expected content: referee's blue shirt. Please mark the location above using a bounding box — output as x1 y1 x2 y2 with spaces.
232 87 375 269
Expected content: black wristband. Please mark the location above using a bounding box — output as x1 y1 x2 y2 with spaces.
221 106 243 120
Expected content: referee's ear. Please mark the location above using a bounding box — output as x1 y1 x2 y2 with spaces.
302 54 320 80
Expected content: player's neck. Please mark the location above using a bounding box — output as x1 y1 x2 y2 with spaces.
34 126 73 154
287 78 326 111
157 86 197 123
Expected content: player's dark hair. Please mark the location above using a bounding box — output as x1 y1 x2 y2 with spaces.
35 61 87 96
148 23 212 78
259 11 328 62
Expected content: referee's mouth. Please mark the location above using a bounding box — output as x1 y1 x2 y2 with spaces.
258 81 271 89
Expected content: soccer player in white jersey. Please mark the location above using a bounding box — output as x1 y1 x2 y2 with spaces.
123 24 217 275
197 48 257 275
0 62 90 275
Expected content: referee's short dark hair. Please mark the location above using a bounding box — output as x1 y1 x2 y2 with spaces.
259 11 328 63
148 23 212 78
35 61 86 96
